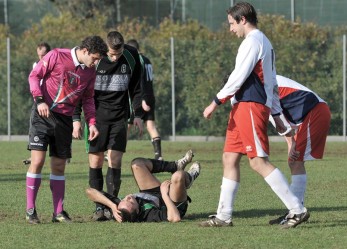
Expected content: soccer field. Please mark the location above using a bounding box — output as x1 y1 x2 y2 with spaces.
0 140 346 249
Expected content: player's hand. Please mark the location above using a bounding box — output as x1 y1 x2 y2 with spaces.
142 100 151 112
72 121 82 139
160 180 171 195
88 125 99 141
112 207 123 223
133 117 143 137
37 103 50 118
203 102 218 119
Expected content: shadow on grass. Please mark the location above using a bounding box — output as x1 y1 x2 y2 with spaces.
185 206 347 220
0 172 134 182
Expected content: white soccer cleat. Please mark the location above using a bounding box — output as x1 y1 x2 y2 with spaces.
186 161 201 189
175 150 194 171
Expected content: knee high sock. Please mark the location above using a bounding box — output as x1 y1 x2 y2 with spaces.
26 172 42 210
151 137 162 159
89 168 104 209
106 167 121 198
264 168 305 214
216 177 239 221
149 159 177 173
290 174 307 205
50 174 65 215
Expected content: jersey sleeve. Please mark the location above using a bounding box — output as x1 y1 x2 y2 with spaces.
270 81 283 115
215 38 260 105
81 74 97 126
127 49 142 118
29 50 57 99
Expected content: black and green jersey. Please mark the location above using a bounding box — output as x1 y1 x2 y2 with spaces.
93 44 142 124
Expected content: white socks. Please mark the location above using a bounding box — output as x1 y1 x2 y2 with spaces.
290 174 307 205
216 177 239 221
264 168 305 214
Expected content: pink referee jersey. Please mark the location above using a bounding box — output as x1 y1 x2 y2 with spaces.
276 75 331 161
29 47 96 126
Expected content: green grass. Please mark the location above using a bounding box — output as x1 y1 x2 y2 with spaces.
0 140 346 249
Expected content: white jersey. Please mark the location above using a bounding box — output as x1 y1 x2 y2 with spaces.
216 29 281 115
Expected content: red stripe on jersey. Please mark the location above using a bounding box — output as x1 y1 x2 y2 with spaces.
278 87 298 99
219 96 232 104
253 60 264 84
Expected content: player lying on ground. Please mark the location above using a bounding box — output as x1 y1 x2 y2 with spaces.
86 150 200 222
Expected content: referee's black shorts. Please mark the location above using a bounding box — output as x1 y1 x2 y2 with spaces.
28 104 72 159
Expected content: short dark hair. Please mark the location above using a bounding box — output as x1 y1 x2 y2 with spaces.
127 39 140 50
119 208 138 222
79 36 108 56
227 2 258 26
107 31 124 50
37 42 51 52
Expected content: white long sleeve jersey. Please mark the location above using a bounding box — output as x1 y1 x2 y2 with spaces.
216 29 281 115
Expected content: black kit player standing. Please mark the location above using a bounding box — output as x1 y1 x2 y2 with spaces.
73 31 144 221
127 39 162 160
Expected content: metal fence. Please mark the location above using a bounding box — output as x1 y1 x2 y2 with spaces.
0 0 346 140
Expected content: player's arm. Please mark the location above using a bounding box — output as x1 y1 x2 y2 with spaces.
80 75 99 141
160 180 181 222
85 188 122 222
72 100 83 139
29 50 55 118
128 50 144 136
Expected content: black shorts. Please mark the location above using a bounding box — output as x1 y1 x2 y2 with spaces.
140 186 190 218
88 120 128 153
28 104 72 159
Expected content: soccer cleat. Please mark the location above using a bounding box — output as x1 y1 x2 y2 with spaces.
199 215 233 227
155 154 163 160
26 208 40 224
186 161 201 189
175 150 194 171
22 158 31 165
280 210 310 229
92 207 108 221
269 213 288 225
52 210 72 223
103 209 113 220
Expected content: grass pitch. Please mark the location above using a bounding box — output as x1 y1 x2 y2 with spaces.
0 140 346 249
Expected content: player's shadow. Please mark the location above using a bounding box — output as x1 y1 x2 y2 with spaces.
185 206 347 223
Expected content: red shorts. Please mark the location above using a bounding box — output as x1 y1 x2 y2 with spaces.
224 102 270 158
294 103 330 161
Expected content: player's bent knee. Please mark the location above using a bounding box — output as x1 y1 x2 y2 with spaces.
171 171 185 183
131 158 147 170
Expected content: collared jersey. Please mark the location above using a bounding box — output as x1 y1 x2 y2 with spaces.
93 44 142 123
216 29 281 114
276 75 326 125
29 47 96 126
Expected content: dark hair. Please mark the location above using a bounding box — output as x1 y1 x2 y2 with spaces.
107 31 124 50
127 39 140 50
119 208 138 222
37 42 51 52
227 2 258 26
79 36 108 56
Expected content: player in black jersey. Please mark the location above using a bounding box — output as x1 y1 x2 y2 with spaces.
73 31 143 221
127 39 163 160
86 150 200 223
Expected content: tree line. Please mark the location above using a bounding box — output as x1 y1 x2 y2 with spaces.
0 12 346 137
